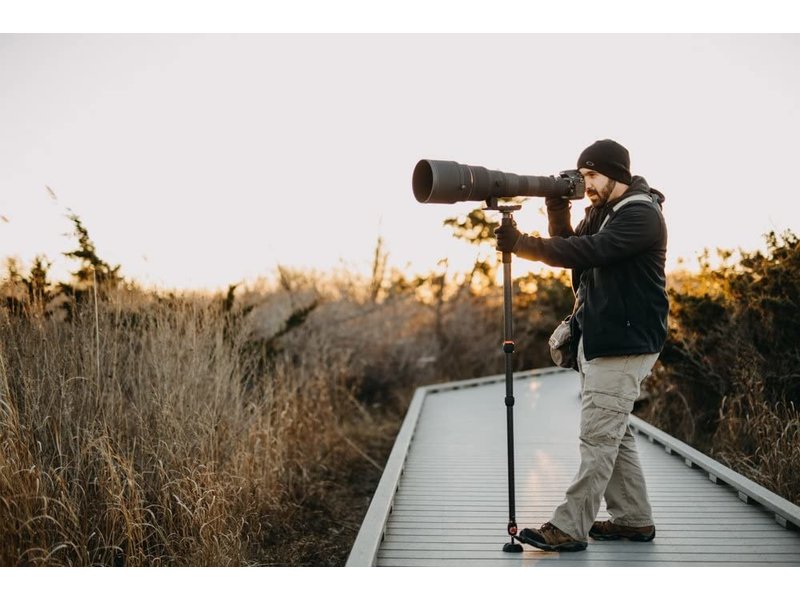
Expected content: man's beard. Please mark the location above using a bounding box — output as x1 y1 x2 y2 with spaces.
586 179 616 207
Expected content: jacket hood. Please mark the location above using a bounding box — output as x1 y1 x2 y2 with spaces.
623 175 665 206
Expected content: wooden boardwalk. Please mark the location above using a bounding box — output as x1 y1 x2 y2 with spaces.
347 368 800 566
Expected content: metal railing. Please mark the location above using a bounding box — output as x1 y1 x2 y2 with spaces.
629 415 800 530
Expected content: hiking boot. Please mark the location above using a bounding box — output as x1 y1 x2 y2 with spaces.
589 520 656 542
517 522 587 552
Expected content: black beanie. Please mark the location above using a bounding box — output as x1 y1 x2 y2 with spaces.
577 139 632 185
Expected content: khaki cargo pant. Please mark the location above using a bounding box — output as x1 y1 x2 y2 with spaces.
550 337 660 541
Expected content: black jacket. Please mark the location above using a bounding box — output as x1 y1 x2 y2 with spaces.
513 176 669 360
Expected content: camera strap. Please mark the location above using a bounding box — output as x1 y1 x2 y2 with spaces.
599 193 655 232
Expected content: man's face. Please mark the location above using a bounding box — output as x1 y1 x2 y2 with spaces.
579 168 616 207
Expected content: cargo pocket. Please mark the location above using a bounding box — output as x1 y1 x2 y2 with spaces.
581 392 630 444
591 392 634 414
583 357 641 405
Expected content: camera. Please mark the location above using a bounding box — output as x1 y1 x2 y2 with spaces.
412 159 585 205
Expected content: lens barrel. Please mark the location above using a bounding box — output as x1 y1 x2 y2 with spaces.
413 159 577 204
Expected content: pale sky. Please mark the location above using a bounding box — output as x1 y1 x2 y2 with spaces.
2 34 799 290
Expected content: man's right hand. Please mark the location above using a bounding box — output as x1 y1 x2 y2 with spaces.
495 220 522 254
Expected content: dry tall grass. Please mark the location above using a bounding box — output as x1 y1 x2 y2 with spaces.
3 244 557 567
0 278 429 566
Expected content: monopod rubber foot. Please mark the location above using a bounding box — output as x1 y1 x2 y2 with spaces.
503 541 524 553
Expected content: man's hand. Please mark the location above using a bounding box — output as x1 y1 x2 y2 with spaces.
495 219 522 253
545 196 571 211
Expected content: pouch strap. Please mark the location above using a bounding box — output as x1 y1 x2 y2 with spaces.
599 193 655 231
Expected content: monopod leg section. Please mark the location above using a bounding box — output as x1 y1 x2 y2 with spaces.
501 247 523 554
503 401 523 553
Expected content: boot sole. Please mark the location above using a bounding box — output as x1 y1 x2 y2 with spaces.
516 531 587 552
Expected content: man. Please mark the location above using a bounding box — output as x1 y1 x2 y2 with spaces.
495 139 669 552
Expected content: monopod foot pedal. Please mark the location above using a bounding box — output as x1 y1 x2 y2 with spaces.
503 541 524 553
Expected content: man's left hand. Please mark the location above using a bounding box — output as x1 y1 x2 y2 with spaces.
495 220 522 253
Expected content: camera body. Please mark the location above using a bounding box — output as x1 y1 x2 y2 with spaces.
555 169 585 202
413 159 585 205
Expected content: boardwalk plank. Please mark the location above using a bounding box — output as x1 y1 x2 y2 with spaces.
383 535 800 545
379 559 800 567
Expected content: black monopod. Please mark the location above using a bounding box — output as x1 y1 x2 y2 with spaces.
490 197 524 553
412 159 584 553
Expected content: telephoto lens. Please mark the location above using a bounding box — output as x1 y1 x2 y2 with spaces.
413 159 583 204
